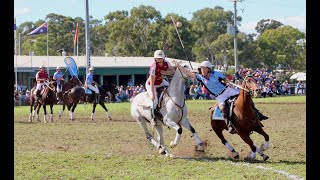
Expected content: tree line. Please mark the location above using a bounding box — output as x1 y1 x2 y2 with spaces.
15 5 306 71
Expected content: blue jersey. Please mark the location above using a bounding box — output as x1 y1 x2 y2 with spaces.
53 71 63 83
86 72 93 84
196 71 227 96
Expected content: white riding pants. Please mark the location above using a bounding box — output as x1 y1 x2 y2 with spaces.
88 84 99 93
36 83 44 91
216 86 240 106
145 80 169 108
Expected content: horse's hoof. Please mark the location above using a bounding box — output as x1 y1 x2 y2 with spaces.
197 144 205 152
170 141 176 148
106 117 111 121
158 147 166 155
263 155 269 161
229 151 239 159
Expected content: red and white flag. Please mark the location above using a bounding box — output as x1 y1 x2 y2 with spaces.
73 23 79 46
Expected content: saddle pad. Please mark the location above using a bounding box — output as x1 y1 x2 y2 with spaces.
212 106 224 121
85 88 92 94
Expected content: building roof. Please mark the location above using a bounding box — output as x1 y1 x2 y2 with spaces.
14 55 200 69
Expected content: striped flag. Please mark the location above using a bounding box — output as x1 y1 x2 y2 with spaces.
28 22 48 35
74 23 79 46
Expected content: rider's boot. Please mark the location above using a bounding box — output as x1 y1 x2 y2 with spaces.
36 89 41 102
251 99 268 121
221 106 237 134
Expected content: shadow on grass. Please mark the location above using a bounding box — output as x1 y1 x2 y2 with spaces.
176 155 306 165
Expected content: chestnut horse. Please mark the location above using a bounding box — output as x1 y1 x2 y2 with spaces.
211 76 270 161
29 80 57 123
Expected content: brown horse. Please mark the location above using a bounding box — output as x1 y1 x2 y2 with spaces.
56 77 83 118
211 76 270 161
63 83 118 121
29 81 57 123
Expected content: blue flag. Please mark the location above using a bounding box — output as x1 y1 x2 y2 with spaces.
28 22 47 35
14 18 16 31
64 57 78 78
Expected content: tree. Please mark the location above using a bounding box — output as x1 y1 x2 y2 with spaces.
257 26 305 71
255 19 283 34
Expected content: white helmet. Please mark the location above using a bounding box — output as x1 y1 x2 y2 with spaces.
56 66 61 70
154 50 165 59
39 65 45 69
200 61 213 69
89 67 94 71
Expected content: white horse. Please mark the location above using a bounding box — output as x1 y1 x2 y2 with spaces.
130 65 205 157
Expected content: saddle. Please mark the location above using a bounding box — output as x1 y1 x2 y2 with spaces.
224 94 239 122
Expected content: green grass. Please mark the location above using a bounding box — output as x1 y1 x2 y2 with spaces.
14 96 306 179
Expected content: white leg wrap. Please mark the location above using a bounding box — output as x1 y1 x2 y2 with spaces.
59 111 63 118
91 113 94 120
225 142 235 152
50 114 53 122
43 115 47 123
249 151 256 159
37 114 40 122
174 134 181 145
255 145 264 156
193 133 202 145
29 113 32 121
150 138 159 147
69 111 71 119
260 141 270 151
106 112 111 120
71 112 74 120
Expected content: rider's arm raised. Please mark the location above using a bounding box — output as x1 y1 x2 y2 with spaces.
173 60 196 79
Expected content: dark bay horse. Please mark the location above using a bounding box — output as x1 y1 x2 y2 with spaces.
56 77 83 118
64 83 118 121
29 81 57 123
211 76 270 161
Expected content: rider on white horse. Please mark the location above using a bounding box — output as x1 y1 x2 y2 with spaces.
85 67 100 103
145 50 175 126
173 60 268 134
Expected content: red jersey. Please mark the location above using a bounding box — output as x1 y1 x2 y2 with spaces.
36 71 49 83
148 60 170 85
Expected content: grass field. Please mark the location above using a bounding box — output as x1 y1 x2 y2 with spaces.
14 95 306 179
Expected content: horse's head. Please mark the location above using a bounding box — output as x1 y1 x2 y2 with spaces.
174 63 191 80
47 81 57 93
242 75 259 97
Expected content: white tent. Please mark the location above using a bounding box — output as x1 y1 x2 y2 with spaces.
297 75 306 81
290 72 306 80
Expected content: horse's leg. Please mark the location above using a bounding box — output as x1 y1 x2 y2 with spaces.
71 103 77 121
254 127 270 161
35 103 41 122
255 127 270 151
153 125 170 156
43 104 48 123
179 118 205 152
59 103 65 119
91 102 97 122
136 117 161 152
238 132 257 160
50 103 54 122
163 117 183 149
29 99 34 122
99 102 111 120
67 103 74 121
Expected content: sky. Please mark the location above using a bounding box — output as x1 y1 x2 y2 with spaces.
14 0 306 34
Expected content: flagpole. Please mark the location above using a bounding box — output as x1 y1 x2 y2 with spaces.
85 0 91 75
15 27 18 92
77 33 79 75
47 21 49 75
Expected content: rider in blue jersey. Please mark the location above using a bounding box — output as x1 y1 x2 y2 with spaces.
173 60 268 134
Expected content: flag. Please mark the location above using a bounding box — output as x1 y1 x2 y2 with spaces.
14 18 16 31
64 57 78 78
28 22 48 35
74 23 79 46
